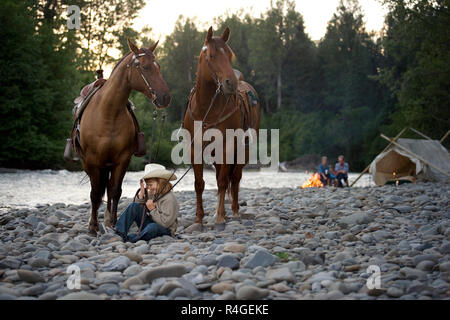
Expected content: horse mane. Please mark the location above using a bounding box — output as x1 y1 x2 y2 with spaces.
110 48 156 76
110 52 131 76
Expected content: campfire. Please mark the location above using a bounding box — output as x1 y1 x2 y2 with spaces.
301 172 324 188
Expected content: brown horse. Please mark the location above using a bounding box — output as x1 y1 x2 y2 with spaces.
183 27 261 230
79 39 170 235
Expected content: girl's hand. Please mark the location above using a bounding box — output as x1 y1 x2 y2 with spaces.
146 199 156 211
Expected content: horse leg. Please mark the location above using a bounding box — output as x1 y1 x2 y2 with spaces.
193 163 205 224
230 164 243 219
87 166 108 236
215 164 231 230
107 161 129 227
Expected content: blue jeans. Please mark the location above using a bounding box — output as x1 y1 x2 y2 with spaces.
115 202 170 242
336 173 348 187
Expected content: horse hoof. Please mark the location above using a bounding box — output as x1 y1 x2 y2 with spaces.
214 223 226 231
231 215 241 221
88 229 97 237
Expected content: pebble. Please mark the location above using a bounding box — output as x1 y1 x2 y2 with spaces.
211 282 233 294
16 270 45 283
266 267 295 283
217 255 240 270
236 285 269 300
101 256 131 272
1 183 449 300
244 250 277 269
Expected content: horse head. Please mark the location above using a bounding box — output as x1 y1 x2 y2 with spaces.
200 26 238 96
127 39 171 108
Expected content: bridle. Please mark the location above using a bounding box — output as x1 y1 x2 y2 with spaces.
126 52 158 107
202 45 222 92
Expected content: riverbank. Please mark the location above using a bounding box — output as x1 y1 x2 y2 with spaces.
0 182 449 300
0 169 374 207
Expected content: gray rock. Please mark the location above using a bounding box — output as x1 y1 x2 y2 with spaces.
47 216 60 226
22 283 47 296
123 264 187 288
399 267 426 280
439 261 450 272
24 215 40 228
339 212 374 226
199 254 218 266
123 265 142 277
217 255 240 270
361 234 374 243
169 288 191 299
236 285 268 300
29 258 49 268
413 254 439 266
0 257 22 269
101 256 131 272
266 267 295 283
386 287 403 298
416 260 436 271
309 271 336 283
244 250 277 269
96 283 119 295
61 240 88 252
17 270 45 283
38 292 57 300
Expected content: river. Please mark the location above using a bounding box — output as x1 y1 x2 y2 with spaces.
0 168 374 208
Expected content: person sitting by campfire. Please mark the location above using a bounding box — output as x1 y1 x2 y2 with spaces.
318 156 333 186
334 155 349 187
105 164 179 242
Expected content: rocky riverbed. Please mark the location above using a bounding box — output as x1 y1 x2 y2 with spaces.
0 182 449 300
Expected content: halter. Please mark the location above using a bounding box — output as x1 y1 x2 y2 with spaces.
127 52 158 106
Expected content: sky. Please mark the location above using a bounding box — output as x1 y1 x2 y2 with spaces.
132 0 388 42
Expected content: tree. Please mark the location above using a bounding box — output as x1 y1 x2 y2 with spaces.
317 0 389 167
160 16 203 122
379 0 450 144
0 0 81 168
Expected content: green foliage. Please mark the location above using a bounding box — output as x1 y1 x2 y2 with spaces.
274 252 290 262
0 0 81 169
1 0 448 171
379 0 450 148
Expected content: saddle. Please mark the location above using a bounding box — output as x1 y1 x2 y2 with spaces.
236 80 258 131
64 78 146 162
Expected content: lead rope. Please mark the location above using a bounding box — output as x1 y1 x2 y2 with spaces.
147 109 158 164
153 111 166 162
153 80 222 206
135 49 224 239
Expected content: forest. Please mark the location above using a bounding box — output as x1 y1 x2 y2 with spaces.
0 0 449 171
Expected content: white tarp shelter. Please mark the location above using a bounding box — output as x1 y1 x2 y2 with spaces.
369 137 450 186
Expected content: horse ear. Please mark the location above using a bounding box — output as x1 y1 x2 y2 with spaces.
149 40 159 53
205 26 213 43
127 39 140 54
221 27 230 42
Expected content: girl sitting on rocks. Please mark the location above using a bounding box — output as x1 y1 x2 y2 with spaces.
107 164 179 242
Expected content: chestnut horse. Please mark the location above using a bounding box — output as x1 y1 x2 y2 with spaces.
79 39 170 235
183 27 261 230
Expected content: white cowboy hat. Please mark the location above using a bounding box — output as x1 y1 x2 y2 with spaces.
142 163 177 181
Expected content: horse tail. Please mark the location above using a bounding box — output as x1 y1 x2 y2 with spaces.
227 163 236 202
99 167 110 202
